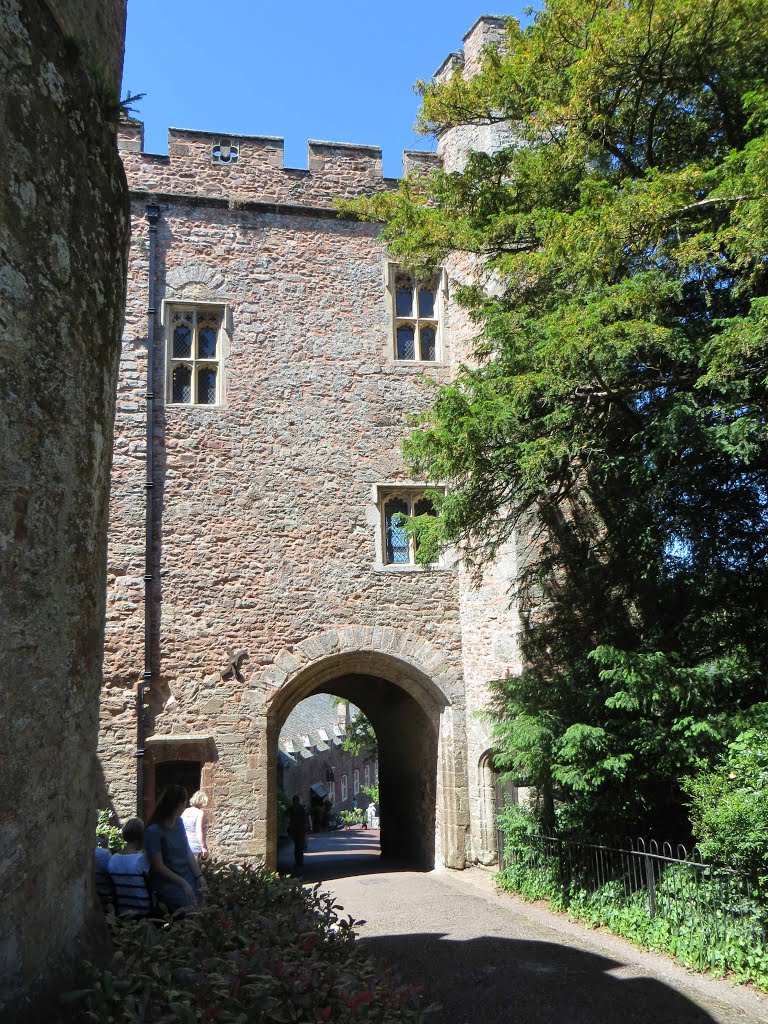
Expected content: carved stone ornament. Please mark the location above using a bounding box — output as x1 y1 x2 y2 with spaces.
221 648 248 683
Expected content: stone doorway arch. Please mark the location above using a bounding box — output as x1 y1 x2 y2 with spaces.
259 630 469 872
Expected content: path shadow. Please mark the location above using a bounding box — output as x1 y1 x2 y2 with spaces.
278 828 421 883
360 933 720 1024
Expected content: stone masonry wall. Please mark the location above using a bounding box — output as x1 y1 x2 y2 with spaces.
0 0 128 1012
101 15 521 871
436 18 525 862
118 124 397 207
101 181 467 859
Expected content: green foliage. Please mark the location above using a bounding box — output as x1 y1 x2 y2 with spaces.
60 861 427 1022
362 783 380 806
83 51 145 124
685 716 768 883
348 0 768 838
339 808 366 827
96 809 125 852
566 867 768 987
120 91 146 120
496 804 561 901
332 700 378 761
497 806 768 988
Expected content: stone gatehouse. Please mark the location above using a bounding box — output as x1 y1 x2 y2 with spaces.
99 16 522 871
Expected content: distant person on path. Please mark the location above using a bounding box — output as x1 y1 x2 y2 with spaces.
287 794 307 869
107 818 151 915
145 784 206 912
181 790 209 860
366 801 378 830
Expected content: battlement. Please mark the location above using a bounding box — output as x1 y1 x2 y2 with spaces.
435 14 508 82
118 122 439 210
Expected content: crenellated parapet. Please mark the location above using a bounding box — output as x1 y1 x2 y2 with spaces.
434 15 508 84
433 15 515 175
118 122 440 209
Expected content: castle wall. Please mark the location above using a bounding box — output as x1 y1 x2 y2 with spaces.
438 18 525 863
101 160 468 861
101 14 522 872
118 124 395 207
0 0 128 1012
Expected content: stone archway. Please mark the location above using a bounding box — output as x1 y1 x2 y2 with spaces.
257 627 469 871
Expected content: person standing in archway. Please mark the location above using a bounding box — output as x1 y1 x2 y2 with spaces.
287 795 307 870
181 790 209 862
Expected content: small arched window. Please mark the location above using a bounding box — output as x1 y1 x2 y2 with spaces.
381 489 440 566
173 323 192 358
197 367 217 405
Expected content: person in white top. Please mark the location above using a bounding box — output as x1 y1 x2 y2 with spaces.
181 790 209 859
366 801 378 830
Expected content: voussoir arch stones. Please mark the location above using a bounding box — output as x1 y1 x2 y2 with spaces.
261 625 462 723
164 263 228 300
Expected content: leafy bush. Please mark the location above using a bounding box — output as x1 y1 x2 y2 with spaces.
362 783 379 806
686 724 768 884
496 804 768 990
339 809 366 827
60 861 427 1022
96 808 125 852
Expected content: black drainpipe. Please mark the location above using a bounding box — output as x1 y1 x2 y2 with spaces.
138 203 161 818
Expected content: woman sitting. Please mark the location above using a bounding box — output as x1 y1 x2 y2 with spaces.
181 789 209 861
145 784 206 912
107 818 151 915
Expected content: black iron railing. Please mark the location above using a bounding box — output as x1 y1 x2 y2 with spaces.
498 831 768 968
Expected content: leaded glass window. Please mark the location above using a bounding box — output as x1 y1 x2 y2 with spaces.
381 489 440 565
172 365 192 404
392 267 441 362
198 367 217 405
167 306 223 406
397 326 415 360
173 323 192 358
384 498 409 563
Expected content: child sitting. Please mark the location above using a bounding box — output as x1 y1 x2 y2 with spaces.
107 818 152 915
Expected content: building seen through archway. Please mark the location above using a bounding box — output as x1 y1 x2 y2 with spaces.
277 694 378 834
277 681 437 871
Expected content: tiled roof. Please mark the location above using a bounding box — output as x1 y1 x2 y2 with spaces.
278 693 358 758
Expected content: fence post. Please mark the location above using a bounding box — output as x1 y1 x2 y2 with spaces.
641 839 658 917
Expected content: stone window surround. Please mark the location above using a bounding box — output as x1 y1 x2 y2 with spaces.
369 482 452 573
161 299 231 408
353 769 360 796
384 262 448 366
340 774 348 803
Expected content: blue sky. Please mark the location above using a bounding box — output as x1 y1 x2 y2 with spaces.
122 3 525 179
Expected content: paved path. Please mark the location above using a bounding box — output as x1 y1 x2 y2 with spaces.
283 830 768 1024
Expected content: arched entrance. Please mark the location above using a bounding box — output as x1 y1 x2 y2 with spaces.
263 644 467 872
